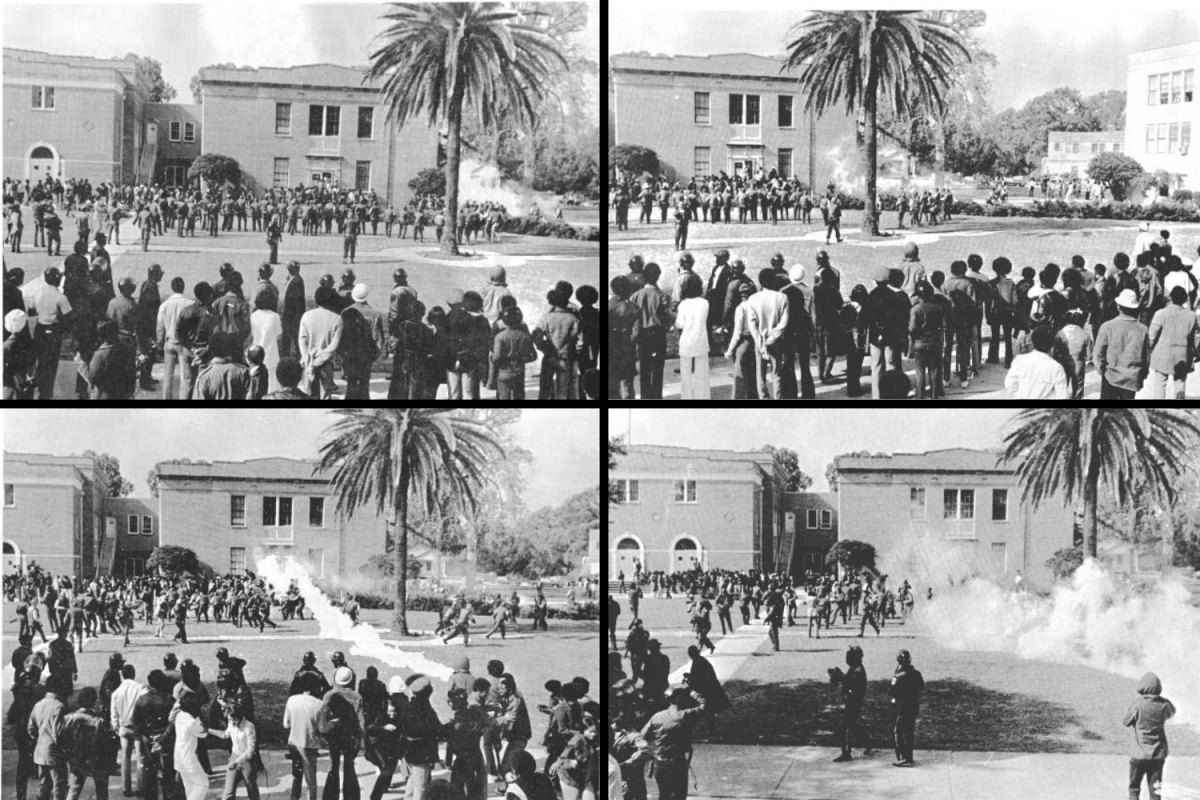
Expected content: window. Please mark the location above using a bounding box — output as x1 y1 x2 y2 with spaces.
357 107 374 139
355 160 371 192
1183 122 1192 153
778 95 793 128
231 495 246 527
1071 142 1079 154
273 158 289 188
1149 75 1158 105
1147 123 1156 154
263 496 277 526
746 94 760 124
1161 74 1170 105
1159 123 1168 154
32 86 54 110
184 123 195 143
1091 142 1099 154
992 489 1009 521
169 121 181 141
785 511 795 534
309 105 340 136
230 547 246 576
1172 71 1182 104
820 510 832 530
128 515 139 534
694 147 710 177
694 92 710 124
279 497 292 526
139 515 151 534
1071 165 1079 177
124 556 147 577
1170 123 1180 154
778 148 792 178
3 484 12 506
1186 69 1195 103
1114 143 1122 154
961 489 975 519
308 548 325 579
276 103 292 135
164 165 185 186
910 487 926 520
807 508 818 529
309 497 325 527
1053 141 1061 152
616 480 639 503
674 480 697 503
729 94 744 124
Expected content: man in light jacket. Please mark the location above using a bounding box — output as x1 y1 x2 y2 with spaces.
110 664 147 797
1147 286 1198 399
28 674 69 800
743 269 790 399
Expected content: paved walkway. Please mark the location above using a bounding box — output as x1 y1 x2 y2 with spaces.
678 743 1200 800
667 621 773 685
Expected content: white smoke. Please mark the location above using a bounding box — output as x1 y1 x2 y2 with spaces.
917 559 1200 728
256 556 453 682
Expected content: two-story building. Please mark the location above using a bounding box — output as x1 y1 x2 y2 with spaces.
609 445 837 580
609 53 857 186
1125 41 1199 191
1044 131 1125 179
3 453 105 578
835 449 1074 591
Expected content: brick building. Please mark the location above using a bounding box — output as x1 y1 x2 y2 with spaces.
834 449 1074 591
608 445 837 580
1044 131 1125 178
146 102 202 187
609 53 858 186
1125 41 1199 191
102 497 159 577
3 453 105 578
198 64 439 202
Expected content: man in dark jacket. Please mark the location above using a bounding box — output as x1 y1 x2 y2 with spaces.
136 264 163 389
63 686 112 800
11 662 47 800
705 249 732 348
779 264 816 399
684 645 730 741
401 676 443 798
1124 672 1176 800
862 266 910 400
889 649 925 767
282 261 305 358
831 645 870 762
131 670 173 800
319 666 365 800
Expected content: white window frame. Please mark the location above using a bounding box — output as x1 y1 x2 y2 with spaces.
806 508 818 529
230 547 246 576
231 495 246 527
169 121 181 141
32 86 55 111
184 122 195 143
694 92 711 125
142 515 153 535
276 103 292 136
263 496 294 542
618 479 640 504
273 157 290 188
128 514 139 535
820 510 832 530
674 479 697 504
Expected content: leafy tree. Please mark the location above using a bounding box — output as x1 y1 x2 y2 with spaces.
608 144 659 179
189 63 240 104
1084 89 1127 132
188 154 241 196
609 437 626 507
367 4 567 256
782 12 970 235
476 488 599 578
1046 546 1085 581
360 552 422 580
146 545 200 577
408 167 447 198
825 540 877 572
146 458 211 498
73 450 134 497
1087 152 1144 201
824 451 888 492
761 445 812 492
121 54 176 103
1001 410 1200 558
317 409 505 635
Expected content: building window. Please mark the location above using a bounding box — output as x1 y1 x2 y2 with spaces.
184 123 195 143
142 515 153 535
694 147 710 177
1186 69 1195 103
943 488 975 519
1161 74 1170 105
1172 71 1182 104
674 480 697 503
263 497 277 526
1169 123 1180 153
910 487 925 520
992 489 1009 521
357 107 374 139
1159 123 1168 154
778 148 792 178
231 495 246 527
695 92 710 124
1053 142 1061 152
32 86 54 110
4 484 13 506
746 94 760 124
355 160 371 191
279 497 292 526
308 548 325 578
1147 123 1156 154
807 508 818 529
164 165 185 186
230 547 246 576
1071 142 1079 154
273 158 289 188
169 121 181 141
616 480 639 503
1114 143 1122 154
730 94 743 124
779 95 793 128
124 556 147 577
820 510 832 530
1183 122 1192 154
128 514 139 534
309 497 325 527
276 103 292 135
1091 142 1099 154
309 105 340 136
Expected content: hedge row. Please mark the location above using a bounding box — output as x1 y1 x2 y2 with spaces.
498 216 599 241
835 194 1200 223
337 590 599 620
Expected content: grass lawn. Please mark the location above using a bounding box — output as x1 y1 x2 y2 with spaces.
1 607 599 751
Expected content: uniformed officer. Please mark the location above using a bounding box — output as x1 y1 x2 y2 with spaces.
640 685 707 800
672 202 688 251
613 706 650 800
889 649 925 767
831 645 871 762
763 584 784 652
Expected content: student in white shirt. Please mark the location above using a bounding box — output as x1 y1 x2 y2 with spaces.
673 273 710 399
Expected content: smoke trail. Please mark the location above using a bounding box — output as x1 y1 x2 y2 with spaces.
256 556 453 682
916 559 1200 728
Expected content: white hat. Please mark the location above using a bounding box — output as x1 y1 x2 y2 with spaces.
1139 222 1150 232
351 282 369 302
788 264 806 283
335 666 354 686
4 309 27 335
387 675 405 695
1115 289 1140 310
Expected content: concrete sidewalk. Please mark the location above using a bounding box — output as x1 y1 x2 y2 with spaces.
676 744 1200 800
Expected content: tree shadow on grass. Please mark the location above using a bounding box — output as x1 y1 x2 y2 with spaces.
702 677 1090 753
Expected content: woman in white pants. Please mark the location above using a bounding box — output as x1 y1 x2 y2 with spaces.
173 693 209 800
674 274 711 399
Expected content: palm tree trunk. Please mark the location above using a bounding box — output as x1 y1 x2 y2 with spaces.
862 18 880 236
394 476 410 636
443 61 467 256
1083 452 1101 559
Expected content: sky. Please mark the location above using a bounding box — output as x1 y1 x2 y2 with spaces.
2 410 599 510
608 409 1029 492
608 2 1200 112
3 1 600 109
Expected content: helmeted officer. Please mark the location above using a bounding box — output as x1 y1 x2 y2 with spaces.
889 649 925 767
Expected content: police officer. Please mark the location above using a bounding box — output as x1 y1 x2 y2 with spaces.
613 707 650 800
763 584 784 651
672 201 689 251
889 649 925 767
640 685 707 800
832 645 871 762
625 620 649 683
641 640 670 708
715 590 734 635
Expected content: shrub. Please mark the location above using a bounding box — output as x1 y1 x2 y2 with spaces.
1085 152 1144 201
954 198 1200 224
496 216 595 240
1172 189 1195 204
1046 546 1085 581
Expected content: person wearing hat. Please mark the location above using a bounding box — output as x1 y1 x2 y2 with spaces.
705 249 733 346
1094 288 1150 399
780 263 816 399
742 268 790 399
672 198 689 252
861 264 910 399
339 282 386 399
400 674 441 800
449 656 475 696
640 684 707 800
4 308 36 399
317 666 365 800
889 649 925 767
444 684 488 800
481 266 513 326
831 645 871 762
214 648 247 688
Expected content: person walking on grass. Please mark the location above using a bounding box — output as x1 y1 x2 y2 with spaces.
1124 672 1175 800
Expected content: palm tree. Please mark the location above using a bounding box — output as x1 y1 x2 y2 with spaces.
366 3 567 256
316 409 505 635
1000 410 1200 560
782 12 970 235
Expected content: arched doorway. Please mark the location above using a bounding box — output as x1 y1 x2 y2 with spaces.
27 142 60 181
3 540 22 575
613 535 643 578
671 535 702 572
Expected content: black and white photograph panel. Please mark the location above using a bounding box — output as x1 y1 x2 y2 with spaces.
607 409 1200 800
607 2 1200 402
1 408 601 800
3 1 600 401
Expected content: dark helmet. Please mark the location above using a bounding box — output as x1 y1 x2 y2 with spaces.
679 252 695 268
